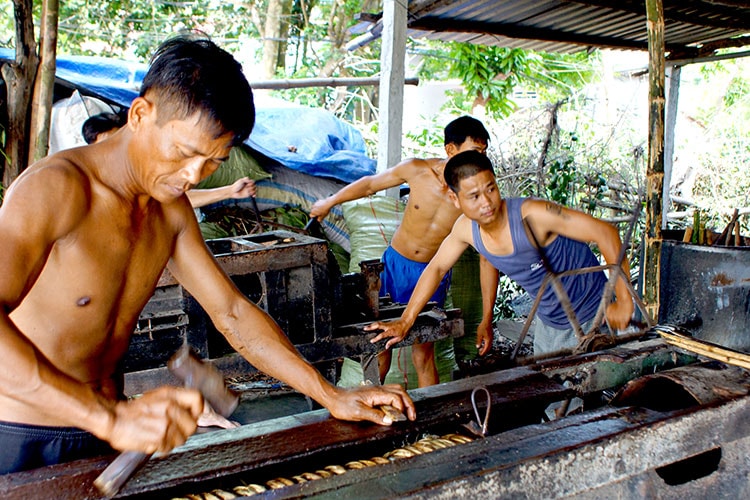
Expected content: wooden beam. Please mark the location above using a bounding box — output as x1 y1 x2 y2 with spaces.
643 0 665 321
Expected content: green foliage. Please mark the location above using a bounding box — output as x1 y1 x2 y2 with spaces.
723 75 749 109
681 56 750 236
54 0 260 60
415 41 599 119
546 157 577 206
403 117 444 158
444 43 531 117
493 275 525 320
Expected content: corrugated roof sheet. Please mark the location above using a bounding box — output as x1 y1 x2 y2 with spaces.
351 0 750 57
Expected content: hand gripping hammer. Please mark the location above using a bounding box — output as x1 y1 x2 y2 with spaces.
94 345 239 497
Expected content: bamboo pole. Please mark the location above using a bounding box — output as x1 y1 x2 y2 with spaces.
657 329 750 370
642 0 665 321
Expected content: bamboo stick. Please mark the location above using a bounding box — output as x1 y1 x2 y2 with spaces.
658 329 750 370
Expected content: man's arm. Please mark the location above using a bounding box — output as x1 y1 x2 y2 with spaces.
366 216 473 348
525 200 634 329
476 255 499 356
187 177 256 208
309 160 415 221
166 211 415 424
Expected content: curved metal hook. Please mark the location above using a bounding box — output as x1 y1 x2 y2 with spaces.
471 386 491 436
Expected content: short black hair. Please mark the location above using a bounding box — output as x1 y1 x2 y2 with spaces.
444 115 490 147
140 33 255 145
82 112 125 144
444 150 495 193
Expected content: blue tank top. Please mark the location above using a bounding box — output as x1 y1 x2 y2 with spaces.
472 197 607 328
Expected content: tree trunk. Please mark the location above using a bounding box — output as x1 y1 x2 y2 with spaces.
262 0 285 79
2 0 38 187
29 0 59 163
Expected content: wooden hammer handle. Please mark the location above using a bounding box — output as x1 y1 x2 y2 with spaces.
94 451 151 497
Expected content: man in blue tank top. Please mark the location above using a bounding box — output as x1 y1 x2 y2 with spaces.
367 151 634 356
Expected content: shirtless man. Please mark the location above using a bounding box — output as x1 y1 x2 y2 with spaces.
367 151 634 355
310 116 491 388
0 35 414 475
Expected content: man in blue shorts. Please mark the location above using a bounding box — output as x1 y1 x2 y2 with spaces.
311 117 492 387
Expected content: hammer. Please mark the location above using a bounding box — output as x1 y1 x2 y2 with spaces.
94 345 239 497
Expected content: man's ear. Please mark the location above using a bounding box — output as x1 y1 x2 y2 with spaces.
448 189 461 209
445 143 458 158
127 96 154 131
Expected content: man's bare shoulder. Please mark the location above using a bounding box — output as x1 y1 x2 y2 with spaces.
451 214 475 243
521 198 556 217
393 157 443 177
8 153 91 206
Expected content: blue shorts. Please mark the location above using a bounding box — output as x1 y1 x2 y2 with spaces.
0 420 113 475
380 245 451 306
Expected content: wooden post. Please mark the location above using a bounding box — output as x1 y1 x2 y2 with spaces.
643 0 665 321
377 0 407 184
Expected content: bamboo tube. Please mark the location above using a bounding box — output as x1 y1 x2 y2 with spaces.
658 329 750 370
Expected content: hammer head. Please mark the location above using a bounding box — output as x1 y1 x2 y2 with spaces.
167 345 239 418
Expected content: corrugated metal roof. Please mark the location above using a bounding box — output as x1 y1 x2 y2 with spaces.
350 0 750 57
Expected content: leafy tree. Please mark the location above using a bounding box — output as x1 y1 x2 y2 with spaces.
416 41 599 119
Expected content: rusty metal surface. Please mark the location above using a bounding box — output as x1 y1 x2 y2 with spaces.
320 397 750 499
659 241 750 351
122 230 334 383
0 366 570 499
613 362 750 409
4 348 749 499
537 337 698 395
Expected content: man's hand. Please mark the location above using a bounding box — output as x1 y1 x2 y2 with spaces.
326 384 416 425
365 319 412 350
228 177 256 199
476 318 494 356
309 198 332 222
605 299 634 331
103 386 204 454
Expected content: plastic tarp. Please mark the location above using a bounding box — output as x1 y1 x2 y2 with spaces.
0 49 375 183
247 106 375 183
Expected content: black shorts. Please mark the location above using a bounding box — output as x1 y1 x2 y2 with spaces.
0 420 113 475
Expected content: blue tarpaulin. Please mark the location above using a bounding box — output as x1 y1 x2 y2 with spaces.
0 49 375 183
248 106 375 183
